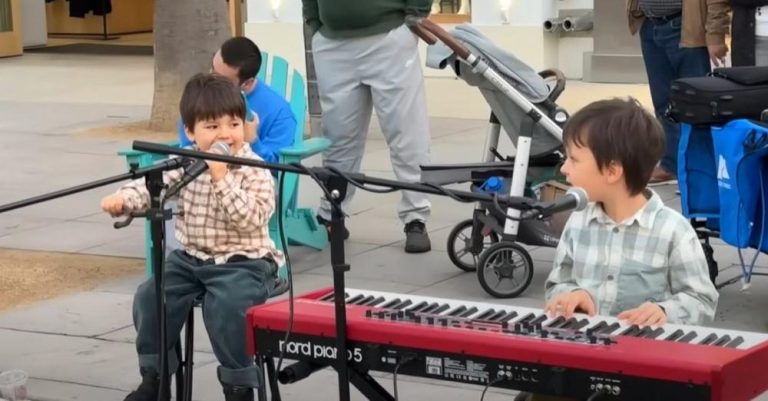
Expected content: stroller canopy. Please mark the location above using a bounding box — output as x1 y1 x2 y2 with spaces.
426 24 551 103
426 24 562 157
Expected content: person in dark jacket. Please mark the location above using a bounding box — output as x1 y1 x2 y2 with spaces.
732 0 768 66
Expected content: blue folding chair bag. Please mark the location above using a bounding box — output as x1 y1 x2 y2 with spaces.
678 123 720 220
711 119 768 249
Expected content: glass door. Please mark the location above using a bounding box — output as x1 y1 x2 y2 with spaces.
0 0 22 57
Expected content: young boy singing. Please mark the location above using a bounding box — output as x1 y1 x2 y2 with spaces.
101 73 283 401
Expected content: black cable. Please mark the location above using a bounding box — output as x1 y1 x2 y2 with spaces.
585 388 608 401
479 376 504 401
393 355 416 401
276 170 294 377
156 196 169 401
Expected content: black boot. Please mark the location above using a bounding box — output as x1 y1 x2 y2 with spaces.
223 385 255 401
123 369 170 401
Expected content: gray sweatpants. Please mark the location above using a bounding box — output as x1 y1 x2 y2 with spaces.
133 250 275 388
312 24 432 224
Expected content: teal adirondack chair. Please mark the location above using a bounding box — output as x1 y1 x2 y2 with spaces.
119 52 330 276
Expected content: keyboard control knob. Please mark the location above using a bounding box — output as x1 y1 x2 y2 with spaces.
612 386 621 396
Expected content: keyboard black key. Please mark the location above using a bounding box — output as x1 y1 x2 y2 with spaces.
498 311 519 323
392 300 413 310
635 327 655 338
559 318 578 329
571 319 591 331
445 305 467 317
677 331 698 343
546 316 566 328
488 310 508 321
405 301 428 312
320 292 335 302
346 294 365 304
460 307 479 318
712 335 732 347
599 322 621 334
354 295 375 305
725 336 745 348
585 321 607 335
620 325 641 336
432 304 451 315
517 313 536 324
475 309 496 320
365 297 386 307
664 329 685 341
698 333 718 345
381 298 401 308
421 303 441 313
530 315 548 325
645 327 665 339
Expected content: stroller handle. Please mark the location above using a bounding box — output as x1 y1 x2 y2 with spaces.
406 16 471 60
539 69 567 102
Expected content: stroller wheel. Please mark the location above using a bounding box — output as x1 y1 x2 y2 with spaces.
477 242 534 299
447 218 500 272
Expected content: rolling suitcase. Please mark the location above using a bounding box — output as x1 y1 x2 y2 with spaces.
668 66 768 125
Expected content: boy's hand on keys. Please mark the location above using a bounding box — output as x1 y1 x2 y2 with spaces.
545 289 596 318
618 302 667 327
101 194 126 217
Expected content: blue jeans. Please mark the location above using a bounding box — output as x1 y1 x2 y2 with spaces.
640 16 711 176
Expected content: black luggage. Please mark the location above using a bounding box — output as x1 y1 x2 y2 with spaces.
667 66 768 125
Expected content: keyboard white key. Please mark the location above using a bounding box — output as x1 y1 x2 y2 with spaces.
328 289 768 350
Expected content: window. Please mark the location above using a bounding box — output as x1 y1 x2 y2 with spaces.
429 0 471 24
0 0 12 32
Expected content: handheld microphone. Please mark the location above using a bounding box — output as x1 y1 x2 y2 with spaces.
523 187 589 219
164 142 231 198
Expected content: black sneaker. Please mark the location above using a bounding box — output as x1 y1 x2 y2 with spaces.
317 215 350 240
223 385 254 401
404 220 431 253
124 369 169 401
270 276 290 298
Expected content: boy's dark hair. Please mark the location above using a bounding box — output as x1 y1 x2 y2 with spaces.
180 73 246 130
220 36 262 85
563 97 664 195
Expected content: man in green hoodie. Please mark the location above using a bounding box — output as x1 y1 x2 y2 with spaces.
303 0 433 253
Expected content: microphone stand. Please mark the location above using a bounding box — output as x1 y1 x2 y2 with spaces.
131 141 546 401
0 157 187 401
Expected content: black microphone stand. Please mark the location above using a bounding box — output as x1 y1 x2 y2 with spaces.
0 158 188 401
130 140 546 401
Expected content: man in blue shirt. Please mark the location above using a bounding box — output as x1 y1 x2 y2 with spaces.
178 37 296 163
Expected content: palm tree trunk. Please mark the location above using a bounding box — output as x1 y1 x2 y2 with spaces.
149 0 231 132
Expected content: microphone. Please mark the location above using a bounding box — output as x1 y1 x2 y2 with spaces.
164 142 231 198
523 187 589 219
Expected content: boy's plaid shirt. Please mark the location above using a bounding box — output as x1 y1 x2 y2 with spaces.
545 190 718 325
118 145 284 266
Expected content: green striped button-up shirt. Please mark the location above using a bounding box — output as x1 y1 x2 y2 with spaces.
545 190 718 325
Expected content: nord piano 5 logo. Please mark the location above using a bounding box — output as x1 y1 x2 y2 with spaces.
279 339 364 363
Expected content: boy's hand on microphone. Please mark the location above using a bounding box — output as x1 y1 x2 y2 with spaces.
101 194 125 217
206 143 230 182
244 111 259 143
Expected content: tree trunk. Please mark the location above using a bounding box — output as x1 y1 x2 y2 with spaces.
149 0 232 132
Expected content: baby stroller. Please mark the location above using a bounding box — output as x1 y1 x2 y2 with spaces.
408 19 572 298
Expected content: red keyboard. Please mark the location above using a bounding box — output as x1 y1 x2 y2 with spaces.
247 287 768 400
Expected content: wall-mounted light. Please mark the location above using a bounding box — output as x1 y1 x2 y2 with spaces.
269 0 282 20
498 0 514 24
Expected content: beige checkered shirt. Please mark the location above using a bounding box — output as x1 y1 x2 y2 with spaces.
118 145 284 266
